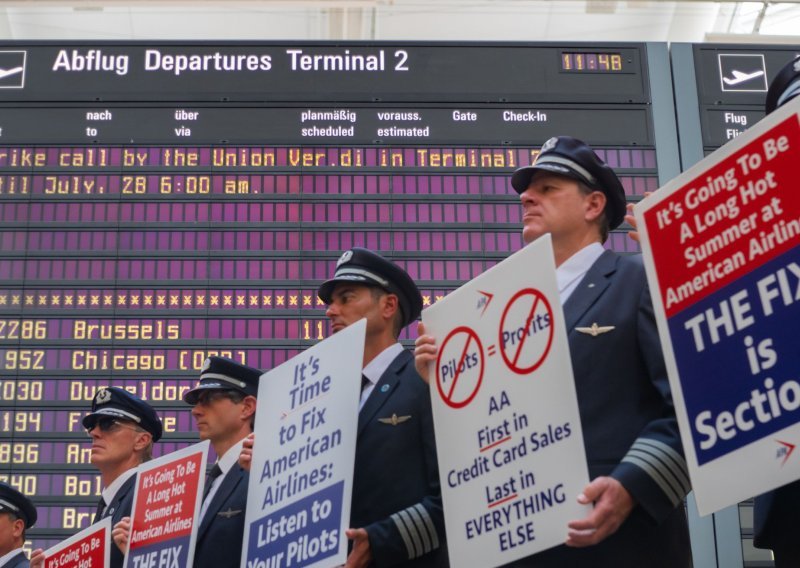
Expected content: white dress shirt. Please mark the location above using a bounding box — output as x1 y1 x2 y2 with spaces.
98 467 137 517
200 438 246 520
0 548 26 568
556 242 605 304
360 342 404 411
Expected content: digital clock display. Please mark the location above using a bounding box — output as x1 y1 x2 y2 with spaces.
561 52 625 72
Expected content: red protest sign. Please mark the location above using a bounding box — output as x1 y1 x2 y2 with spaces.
643 115 800 317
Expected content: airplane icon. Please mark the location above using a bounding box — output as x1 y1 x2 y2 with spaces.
718 54 768 92
0 51 25 88
723 69 766 86
0 66 23 80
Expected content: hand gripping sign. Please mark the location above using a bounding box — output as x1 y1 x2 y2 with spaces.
423 235 589 568
124 440 209 568
635 98 800 515
241 319 364 568
43 517 112 568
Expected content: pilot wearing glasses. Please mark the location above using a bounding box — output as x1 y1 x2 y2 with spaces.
31 387 162 568
182 356 262 568
87 387 163 568
105 357 261 568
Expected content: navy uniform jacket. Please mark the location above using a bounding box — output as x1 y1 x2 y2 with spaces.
510 251 692 567
193 464 248 568
753 480 800 565
95 474 136 568
1 551 29 568
353 349 447 567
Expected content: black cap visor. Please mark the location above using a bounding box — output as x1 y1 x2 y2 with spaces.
318 274 374 305
183 383 230 405
82 407 142 430
511 159 597 194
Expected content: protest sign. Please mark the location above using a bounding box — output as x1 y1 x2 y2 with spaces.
43 517 111 568
241 318 364 568
422 235 590 567
635 98 800 515
124 440 209 568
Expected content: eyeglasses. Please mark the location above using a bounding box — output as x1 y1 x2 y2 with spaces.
192 389 238 406
85 416 143 436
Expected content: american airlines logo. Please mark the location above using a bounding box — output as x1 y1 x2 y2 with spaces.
0 51 26 88
776 440 795 467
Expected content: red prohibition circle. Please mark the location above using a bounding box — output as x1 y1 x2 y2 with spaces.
498 288 554 375
435 325 485 409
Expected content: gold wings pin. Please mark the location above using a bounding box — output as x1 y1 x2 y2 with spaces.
378 413 411 426
217 508 242 518
575 323 615 337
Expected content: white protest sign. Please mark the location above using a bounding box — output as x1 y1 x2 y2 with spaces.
241 318 364 568
422 234 590 567
43 517 111 568
124 440 209 568
635 98 800 515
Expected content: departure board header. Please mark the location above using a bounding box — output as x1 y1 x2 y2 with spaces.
0 106 651 144
0 43 647 103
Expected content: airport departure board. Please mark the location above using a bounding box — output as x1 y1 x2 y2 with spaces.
0 42 670 550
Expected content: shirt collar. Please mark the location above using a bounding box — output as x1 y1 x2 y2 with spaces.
556 242 605 300
0 547 25 567
362 342 404 385
216 438 247 476
102 467 137 506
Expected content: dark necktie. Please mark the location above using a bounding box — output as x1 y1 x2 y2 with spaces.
93 496 106 522
359 375 372 410
203 463 223 501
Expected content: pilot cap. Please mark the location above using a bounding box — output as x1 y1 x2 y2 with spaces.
318 247 423 329
0 483 36 529
511 136 627 230
183 356 262 405
82 387 163 442
766 55 800 114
